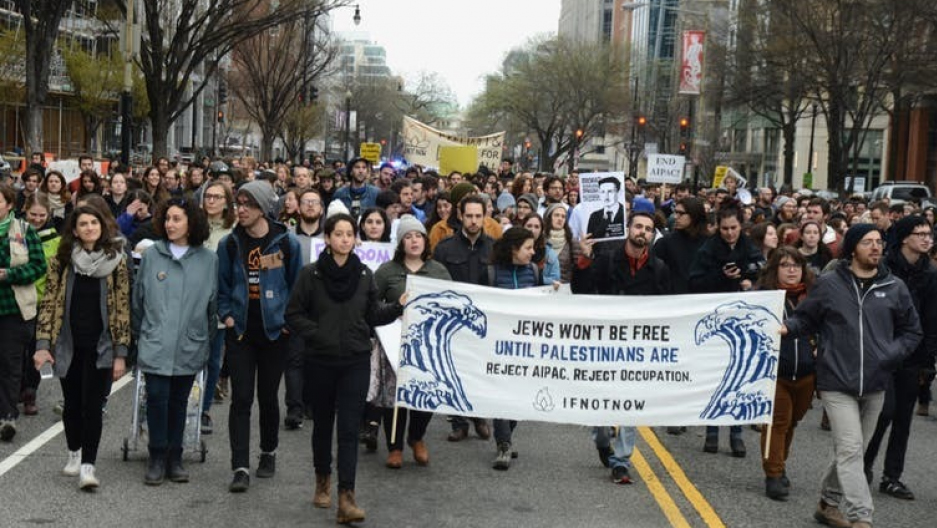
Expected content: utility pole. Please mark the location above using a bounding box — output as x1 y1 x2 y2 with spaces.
119 0 135 167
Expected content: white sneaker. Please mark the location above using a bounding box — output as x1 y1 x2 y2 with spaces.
79 464 99 490
62 450 82 476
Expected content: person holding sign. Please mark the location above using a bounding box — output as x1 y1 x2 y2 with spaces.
689 204 765 457
373 216 451 469
573 210 672 484
285 213 405 523
585 177 626 241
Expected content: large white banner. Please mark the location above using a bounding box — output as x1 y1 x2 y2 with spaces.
394 276 784 427
401 116 504 171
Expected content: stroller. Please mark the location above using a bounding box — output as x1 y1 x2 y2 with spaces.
121 367 208 463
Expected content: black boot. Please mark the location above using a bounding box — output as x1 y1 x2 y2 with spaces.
167 448 189 483
145 451 166 486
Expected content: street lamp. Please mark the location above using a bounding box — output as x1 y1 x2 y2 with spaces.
807 102 818 182
344 90 352 162
353 4 361 25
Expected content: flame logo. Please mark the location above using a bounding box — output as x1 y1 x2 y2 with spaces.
532 387 555 412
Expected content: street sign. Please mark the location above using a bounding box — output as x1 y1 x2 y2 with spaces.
646 154 686 184
360 142 381 164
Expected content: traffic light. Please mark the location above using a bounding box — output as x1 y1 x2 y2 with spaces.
524 139 531 150
679 142 687 154
575 129 584 140
310 86 319 103
380 139 386 146
217 110 224 123
637 116 647 127
679 117 689 130
218 80 228 105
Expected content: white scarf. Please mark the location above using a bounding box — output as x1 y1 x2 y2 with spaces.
71 246 122 278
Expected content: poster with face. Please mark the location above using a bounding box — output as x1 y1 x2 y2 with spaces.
580 172 627 241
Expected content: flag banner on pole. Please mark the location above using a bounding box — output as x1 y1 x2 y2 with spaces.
679 30 705 95
401 116 504 170
394 276 784 427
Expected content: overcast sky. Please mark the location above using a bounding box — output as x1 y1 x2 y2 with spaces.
332 0 562 109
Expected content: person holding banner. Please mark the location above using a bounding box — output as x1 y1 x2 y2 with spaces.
756 247 817 501
432 196 495 442
780 224 921 528
573 209 672 484
373 216 451 469
285 213 405 523
481 226 555 470
689 204 765 457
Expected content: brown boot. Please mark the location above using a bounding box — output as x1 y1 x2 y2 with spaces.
410 440 429 466
336 489 365 524
385 449 403 469
313 473 331 508
22 389 38 416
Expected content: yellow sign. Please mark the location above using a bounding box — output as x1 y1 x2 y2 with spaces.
712 166 729 188
360 142 382 164
439 146 478 175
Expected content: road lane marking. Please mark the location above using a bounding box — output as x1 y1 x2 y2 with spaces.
0 375 133 478
639 426 727 528
632 447 691 528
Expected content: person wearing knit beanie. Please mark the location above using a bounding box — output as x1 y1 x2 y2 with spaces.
517 193 539 211
496 191 516 213
237 180 277 217
840 223 880 260
397 214 426 240
449 182 478 208
893 215 928 250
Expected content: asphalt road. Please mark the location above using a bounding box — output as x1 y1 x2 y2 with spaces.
2 377 936 527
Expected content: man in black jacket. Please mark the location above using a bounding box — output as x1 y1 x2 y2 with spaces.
863 215 937 501
781 224 922 528
431 196 493 441
573 211 671 485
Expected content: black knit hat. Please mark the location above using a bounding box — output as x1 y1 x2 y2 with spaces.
841 223 880 259
893 215 928 247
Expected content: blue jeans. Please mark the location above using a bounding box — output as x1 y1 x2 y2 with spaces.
593 426 636 469
145 373 196 455
493 419 517 444
202 330 225 414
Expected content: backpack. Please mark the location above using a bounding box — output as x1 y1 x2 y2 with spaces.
487 263 540 288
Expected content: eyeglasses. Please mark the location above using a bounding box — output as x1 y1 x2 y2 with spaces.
300 199 322 206
909 231 932 238
203 193 226 202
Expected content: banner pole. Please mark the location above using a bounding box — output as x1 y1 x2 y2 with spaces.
390 405 400 445
763 423 772 461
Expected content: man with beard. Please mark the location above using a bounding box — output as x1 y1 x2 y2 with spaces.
377 163 396 191
772 196 797 226
781 224 921 528
282 188 325 429
538 175 568 216
863 216 937 501
573 211 671 484
333 157 379 218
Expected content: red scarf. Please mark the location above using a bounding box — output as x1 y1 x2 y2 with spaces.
626 247 649 277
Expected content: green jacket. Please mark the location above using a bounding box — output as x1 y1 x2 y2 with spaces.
132 241 218 376
0 217 46 317
374 259 452 303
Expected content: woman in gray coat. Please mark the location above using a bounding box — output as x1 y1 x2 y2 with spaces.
132 199 217 486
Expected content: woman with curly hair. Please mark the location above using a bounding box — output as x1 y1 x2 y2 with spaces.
39 171 73 234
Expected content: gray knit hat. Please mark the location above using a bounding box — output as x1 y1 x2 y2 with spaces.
237 180 278 217
397 214 426 240
518 193 539 210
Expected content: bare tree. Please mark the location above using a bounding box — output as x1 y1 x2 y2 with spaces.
13 0 72 155
396 71 457 126
101 0 348 159
280 103 326 162
468 37 628 172
230 13 338 161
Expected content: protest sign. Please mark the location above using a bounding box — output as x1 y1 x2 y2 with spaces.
401 116 504 171
308 240 394 271
439 146 478 175
394 276 784 427
359 142 382 164
578 172 626 241
647 154 686 184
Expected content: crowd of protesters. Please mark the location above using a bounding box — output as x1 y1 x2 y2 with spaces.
1 152 935 528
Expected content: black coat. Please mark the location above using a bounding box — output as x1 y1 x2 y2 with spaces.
886 250 937 369
285 262 402 358
572 241 672 296
688 234 764 293
432 229 494 285
655 230 709 294
777 292 816 380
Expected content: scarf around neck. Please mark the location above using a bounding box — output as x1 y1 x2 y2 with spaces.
45 192 66 217
548 229 567 253
316 250 364 302
72 246 122 278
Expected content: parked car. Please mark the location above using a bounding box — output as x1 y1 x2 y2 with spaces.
869 181 932 205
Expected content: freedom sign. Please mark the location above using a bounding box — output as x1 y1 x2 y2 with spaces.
394 276 784 427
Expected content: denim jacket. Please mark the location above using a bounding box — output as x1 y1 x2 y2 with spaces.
217 222 302 341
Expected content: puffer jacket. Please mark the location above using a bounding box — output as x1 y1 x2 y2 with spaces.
784 260 922 396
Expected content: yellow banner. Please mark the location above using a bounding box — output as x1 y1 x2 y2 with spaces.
360 142 381 164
